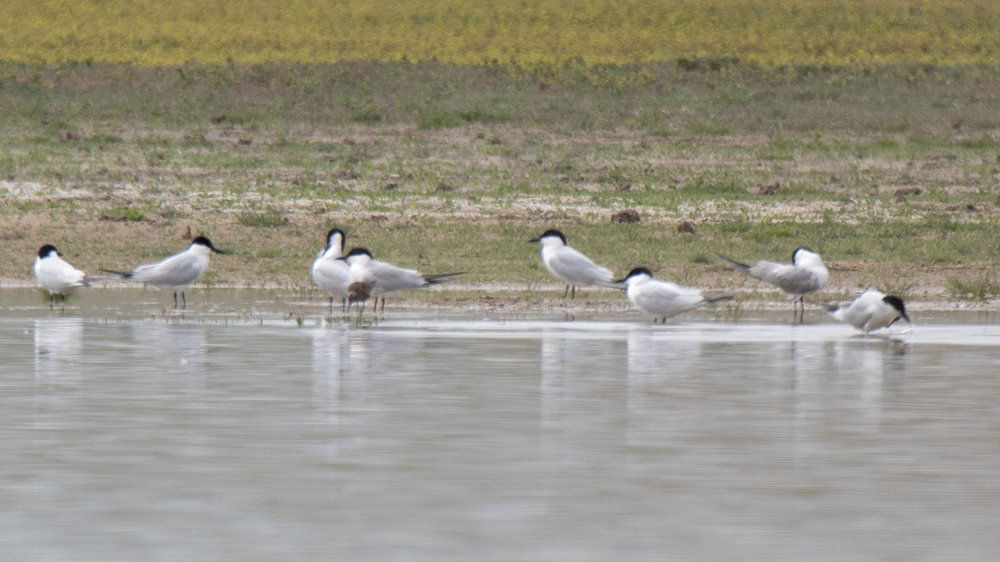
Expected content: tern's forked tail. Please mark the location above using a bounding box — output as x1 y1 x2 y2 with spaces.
423 272 466 286
703 292 736 304
716 254 752 275
100 269 134 280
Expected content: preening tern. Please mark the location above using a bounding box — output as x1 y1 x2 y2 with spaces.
311 228 352 312
828 289 911 333
34 245 89 309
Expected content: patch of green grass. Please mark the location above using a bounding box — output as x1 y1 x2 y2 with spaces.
957 137 1000 150
121 208 146 222
218 111 263 125
104 207 147 222
947 274 1000 301
0 152 17 177
416 108 508 130
237 208 289 227
691 123 730 135
85 133 124 144
181 134 213 147
4 62 1000 294
758 136 806 160
743 225 797 241
865 138 901 151
350 105 383 124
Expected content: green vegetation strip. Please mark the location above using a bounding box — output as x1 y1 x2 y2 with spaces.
1 63 999 302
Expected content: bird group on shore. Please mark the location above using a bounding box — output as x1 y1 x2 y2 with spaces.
34 236 224 310
525 228 908 333
310 228 464 314
32 226 911 333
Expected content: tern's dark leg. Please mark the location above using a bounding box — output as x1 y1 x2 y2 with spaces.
173 291 179 309
328 296 334 314
563 285 570 299
181 291 187 309
571 285 576 299
379 297 386 314
341 298 347 313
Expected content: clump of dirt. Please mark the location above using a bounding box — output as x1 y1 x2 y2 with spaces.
754 181 780 195
894 186 922 201
611 209 641 223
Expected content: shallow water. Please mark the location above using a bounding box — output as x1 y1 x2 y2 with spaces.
3 290 1000 560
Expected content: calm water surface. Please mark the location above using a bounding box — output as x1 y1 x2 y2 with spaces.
2 290 1000 560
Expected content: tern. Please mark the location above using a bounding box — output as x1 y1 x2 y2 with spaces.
343 247 463 313
616 267 734 323
828 289 911 333
104 236 224 309
529 229 619 298
34 245 89 309
311 228 352 313
717 247 828 323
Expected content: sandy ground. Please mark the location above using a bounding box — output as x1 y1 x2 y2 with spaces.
4 125 1000 312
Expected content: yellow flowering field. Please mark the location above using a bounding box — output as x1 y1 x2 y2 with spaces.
2 0 1000 68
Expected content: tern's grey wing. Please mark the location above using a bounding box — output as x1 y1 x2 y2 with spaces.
130 253 204 288
829 298 860 328
744 260 785 282
634 281 707 317
838 291 888 331
863 305 902 332
368 261 427 293
854 303 884 331
752 262 821 295
547 247 614 285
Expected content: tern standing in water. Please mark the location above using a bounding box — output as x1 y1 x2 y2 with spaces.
616 267 734 323
104 236 225 309
34 244 89 309
311 228 352 313
343 247 463 313
529 229 620 298
717 247 828 323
